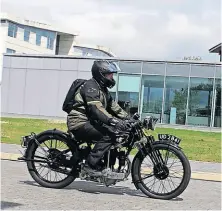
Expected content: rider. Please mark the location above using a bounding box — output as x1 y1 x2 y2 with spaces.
67 60 131 172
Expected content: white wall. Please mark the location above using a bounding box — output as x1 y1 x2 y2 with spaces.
0 22 9 81
6 36 55 55
58 34 76 55
1 55 94 118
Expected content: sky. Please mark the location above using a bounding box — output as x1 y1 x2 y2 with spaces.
1 0 221 62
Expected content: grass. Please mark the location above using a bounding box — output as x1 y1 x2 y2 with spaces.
1 117 221 163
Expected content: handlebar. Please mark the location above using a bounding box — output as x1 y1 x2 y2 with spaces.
126 113 159 131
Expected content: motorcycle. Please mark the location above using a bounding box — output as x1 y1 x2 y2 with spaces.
18 113 191 200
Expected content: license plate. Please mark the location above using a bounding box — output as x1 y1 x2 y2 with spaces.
158 134 181 145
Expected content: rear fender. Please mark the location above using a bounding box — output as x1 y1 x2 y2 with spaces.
25 128 78 152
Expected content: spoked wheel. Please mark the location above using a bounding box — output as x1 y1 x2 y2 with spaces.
26 135 77 189
132 143 191 200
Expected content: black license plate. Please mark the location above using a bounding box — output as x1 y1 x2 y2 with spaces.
158 134 181 145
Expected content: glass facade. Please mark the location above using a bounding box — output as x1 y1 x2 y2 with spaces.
108 61 221 128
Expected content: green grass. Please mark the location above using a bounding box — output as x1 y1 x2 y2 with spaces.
1 117 221 162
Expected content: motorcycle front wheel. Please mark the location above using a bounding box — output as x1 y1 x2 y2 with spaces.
132 143 191 200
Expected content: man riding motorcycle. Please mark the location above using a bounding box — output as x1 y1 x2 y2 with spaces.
67 60 131 172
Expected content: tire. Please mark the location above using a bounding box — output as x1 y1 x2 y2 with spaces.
26 134 77 189
132 142 191 200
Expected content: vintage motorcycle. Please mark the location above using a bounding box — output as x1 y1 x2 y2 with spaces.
18 113 191 200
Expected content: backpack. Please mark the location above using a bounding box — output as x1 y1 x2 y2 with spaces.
62 79 87 113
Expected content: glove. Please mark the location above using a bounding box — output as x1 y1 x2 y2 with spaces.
108 118 131 131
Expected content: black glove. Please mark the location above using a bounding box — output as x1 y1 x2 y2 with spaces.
108 118 131 131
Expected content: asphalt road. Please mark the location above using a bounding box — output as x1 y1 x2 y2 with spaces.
1 160 221 210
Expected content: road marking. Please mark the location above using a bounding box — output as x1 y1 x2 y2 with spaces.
1 152 221 182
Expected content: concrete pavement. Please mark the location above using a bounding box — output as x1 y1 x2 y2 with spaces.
1 159 221 210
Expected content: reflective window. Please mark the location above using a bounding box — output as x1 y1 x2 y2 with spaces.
141 75 164 122
36 34 41 46
190 64 215 78
24 27 30 42
187 78 214 127
6 48 16 53
163 76 189 125
142 63 165 75
215 66 221 79
118 75 140 116
8 22 18 38
73 46 112 57
47 32 55 50
166 64 190 77
119 62 141 73
214 79 221 127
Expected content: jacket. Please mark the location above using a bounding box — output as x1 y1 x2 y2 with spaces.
67 78 128 131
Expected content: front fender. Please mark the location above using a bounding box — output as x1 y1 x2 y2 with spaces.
152 140 182 150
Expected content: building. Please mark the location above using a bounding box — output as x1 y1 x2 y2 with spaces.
1 54 221 129
209 43 222 62
0 13 78 55
0 13 115 81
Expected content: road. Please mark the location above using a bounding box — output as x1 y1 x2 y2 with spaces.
1 159 221 210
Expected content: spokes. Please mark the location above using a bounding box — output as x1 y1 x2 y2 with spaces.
140 148 184 195
33 139 73 183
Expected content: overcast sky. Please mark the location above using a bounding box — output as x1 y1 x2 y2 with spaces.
1 0 221 61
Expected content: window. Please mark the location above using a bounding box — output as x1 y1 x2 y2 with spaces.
6 48 16 53
8 22 18 38
163 76 189 125
73 46 112 57
47 37 54 49
214 79 221 127
118 75 140 116
143 62 165 75
141 75 164 122
119 62 141 73
36 33 41 46
24 28 30 42
187 78 214 127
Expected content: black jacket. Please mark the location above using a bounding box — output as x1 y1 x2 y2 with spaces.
67 78 128 131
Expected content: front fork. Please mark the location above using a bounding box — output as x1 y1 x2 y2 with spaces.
136 136 166 170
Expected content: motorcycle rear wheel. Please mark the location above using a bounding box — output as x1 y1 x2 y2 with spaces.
26 134 77 189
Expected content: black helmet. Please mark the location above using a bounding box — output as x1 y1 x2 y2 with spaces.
91 60 120 88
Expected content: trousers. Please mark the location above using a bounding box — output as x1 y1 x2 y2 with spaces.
72 121 115 166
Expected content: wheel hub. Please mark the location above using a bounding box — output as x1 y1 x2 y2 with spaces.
154 165 169 180
47 148 65 168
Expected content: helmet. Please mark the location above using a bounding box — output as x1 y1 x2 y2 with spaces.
91 60 120 88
